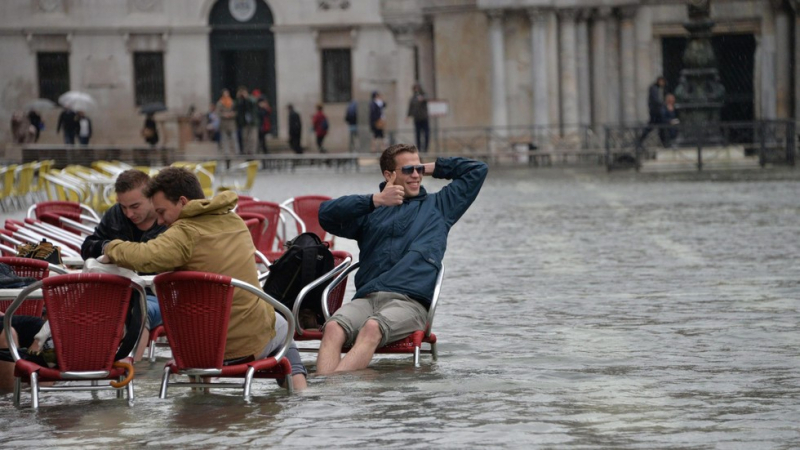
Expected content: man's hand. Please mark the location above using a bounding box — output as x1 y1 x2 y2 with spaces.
374 171 405 207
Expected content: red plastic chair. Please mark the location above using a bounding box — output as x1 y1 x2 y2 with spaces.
153 271 296 398
0 257 68 317
281 195 334 249
27 201 100 223
239 214 266 251
292 250 353 343
316 261 445 367
3 273 146 408
237 200 306 261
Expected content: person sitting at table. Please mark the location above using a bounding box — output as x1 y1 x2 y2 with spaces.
81 169 166 361
0 313 48 392
100 167 307 390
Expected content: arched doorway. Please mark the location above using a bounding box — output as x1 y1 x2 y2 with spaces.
209 0 276 133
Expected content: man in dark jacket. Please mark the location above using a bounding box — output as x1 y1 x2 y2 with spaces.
81 169 166 360
56 108 77 144
287 103 302 154
638 76 667 147
316 144 488 374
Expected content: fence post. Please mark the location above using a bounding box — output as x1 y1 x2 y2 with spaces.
786 120 796 167
759 120 767 168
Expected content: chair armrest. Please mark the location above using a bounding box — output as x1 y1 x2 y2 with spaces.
292 256 353 336
59 216 95 235
279 205 306 235
2 280 45 362
425 263 445 337
321 261 360 320
230 279 295 363
48 263 69 275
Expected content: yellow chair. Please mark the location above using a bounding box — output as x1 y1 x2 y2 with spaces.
2 164 18 210
216 160 258 196
194 166 215 198
12 163 36 208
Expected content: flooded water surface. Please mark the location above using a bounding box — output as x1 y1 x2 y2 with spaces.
1 166 799 448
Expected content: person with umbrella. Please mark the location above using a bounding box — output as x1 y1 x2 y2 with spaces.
27 109 43 143
57 107 77 144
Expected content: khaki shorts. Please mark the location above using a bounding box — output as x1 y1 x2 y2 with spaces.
326 291 428 347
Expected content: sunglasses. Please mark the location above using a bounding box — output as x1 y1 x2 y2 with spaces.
399 164 425 175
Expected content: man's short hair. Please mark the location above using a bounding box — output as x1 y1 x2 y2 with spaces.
114 169 150 194
144 167 205 202
380 144 419 172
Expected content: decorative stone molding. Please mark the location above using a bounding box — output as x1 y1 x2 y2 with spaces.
124 33 168 53
129 0 163 13
526 7 549 24
318 0 351 10
37 0 63 13
387 22 424 47
556 8 580 21
25 33 70 54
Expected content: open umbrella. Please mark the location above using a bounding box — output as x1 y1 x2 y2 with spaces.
24 98 58 111
58 90 97 112
139 102 168 115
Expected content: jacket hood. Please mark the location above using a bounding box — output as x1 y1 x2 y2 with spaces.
378 182 428 202
179 190 238 219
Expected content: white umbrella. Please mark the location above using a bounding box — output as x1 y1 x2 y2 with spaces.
58 91 97 112
24 98 58 111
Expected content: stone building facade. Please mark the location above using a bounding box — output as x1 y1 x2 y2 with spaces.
0 0 796 152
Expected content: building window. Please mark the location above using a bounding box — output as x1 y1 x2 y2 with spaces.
133 52 165 105
322 48 351 103
37 52 70 103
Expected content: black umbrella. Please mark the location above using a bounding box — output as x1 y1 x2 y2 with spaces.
139 102 168 114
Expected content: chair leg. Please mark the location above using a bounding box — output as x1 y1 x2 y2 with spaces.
159 366 171 399
243 366 255 399
13 377 21 406
148 342 156 363
413 347 421 368
127 380 135 406
116 377 124 398
285 374 294 394
431 342 438 361
30 372 39 409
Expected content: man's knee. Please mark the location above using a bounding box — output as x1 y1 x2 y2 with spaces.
358 319 383 344
321 320 346 344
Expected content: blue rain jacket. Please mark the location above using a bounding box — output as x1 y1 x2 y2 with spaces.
319 157 487 308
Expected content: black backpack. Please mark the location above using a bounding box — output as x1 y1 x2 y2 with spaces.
262 232 334 325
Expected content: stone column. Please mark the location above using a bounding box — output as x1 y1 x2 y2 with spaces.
528 7 549 134
558 8 579 136
389 24 421 130
591 7 611 131
546 10 561 132
606 11 621 125
758 5 777 119
795 4 800 120
488 9 509 131
576 10 591 128
775 5 791 119
618 6 637 125
634 7 653 122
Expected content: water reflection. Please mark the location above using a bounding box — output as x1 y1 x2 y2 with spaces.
1 167 799 448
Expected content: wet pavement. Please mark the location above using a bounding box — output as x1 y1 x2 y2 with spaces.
1 165 799 448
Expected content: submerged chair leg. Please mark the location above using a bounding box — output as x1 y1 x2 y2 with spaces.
285 374 294 394
243 366 255 399
127 380 135 406
159 366 171 399
13 377 21 406
413 347 421 367
431 342 438 361
148 343 157 363
116 377 124 399
30 372 39 409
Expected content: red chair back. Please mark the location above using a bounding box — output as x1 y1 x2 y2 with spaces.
0 257 50 316
240 215 264 250
33 201 82 219
288 195 332 246
39 211 83 235
153 271 234 369
327 250 351 315
237 200 284 254
42 273 133 372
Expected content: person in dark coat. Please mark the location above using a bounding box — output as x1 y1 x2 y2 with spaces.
27 110 43 143
287 104 303 154
142 113 159 147
637 76 666 147
57 107 77 144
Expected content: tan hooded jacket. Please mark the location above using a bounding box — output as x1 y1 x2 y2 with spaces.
105 191 274 360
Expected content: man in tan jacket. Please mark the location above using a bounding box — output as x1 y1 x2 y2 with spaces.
103 167 306 389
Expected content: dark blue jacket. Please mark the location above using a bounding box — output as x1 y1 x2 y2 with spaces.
319 157 487 308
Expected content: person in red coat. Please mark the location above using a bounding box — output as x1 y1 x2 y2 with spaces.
311 104 329 154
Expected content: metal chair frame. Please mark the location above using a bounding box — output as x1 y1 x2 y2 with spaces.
313 261 445 367
3 274 147 408
281 195 333 247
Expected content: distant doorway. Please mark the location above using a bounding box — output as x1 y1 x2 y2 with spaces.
662 34 755 123
209 0 276 133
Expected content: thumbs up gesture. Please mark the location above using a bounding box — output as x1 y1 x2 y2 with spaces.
374 171 405 207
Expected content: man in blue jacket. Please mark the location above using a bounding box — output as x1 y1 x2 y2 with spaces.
316 144 488 374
